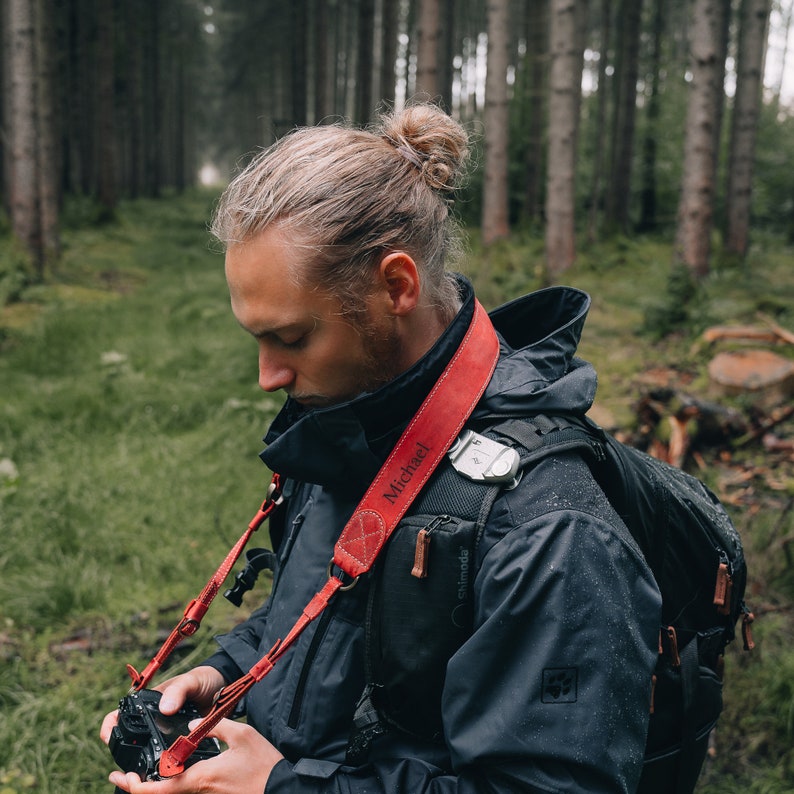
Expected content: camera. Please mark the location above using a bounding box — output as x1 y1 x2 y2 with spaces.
108 688 220 782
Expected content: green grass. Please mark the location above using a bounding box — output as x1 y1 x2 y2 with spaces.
1 193 793 792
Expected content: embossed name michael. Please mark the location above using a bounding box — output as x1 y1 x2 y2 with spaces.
382 441 431 504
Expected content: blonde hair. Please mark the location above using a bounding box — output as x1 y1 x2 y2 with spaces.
211 103 470 319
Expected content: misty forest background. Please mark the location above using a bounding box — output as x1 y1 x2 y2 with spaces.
1 0 794 793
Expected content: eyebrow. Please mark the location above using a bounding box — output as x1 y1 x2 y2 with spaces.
238 317 314 340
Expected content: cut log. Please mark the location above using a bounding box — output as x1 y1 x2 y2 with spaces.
701 325 781 344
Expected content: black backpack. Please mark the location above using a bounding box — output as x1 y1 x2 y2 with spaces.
351 413 753 793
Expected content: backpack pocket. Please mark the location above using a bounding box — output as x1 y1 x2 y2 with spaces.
639 658 723 794
366 513 479 741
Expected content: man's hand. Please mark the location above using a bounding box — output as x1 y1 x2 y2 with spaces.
100 665 284 793
155 665 227 716
100 666 226 745
107 718 284 793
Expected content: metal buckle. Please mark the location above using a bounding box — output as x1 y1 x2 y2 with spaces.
327 560 359 591
448 429 520 484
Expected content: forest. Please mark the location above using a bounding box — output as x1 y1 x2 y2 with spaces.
1 0 794 287
1 1 794 793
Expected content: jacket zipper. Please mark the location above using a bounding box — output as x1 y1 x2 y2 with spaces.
287 606 333 729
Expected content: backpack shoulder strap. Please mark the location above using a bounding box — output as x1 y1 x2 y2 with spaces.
475 413 607 468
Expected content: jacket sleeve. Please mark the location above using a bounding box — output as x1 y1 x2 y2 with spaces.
262 485 662 793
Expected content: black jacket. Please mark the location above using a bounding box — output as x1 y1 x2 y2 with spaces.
206 279 662 793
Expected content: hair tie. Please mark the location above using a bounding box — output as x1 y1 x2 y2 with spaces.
396 144 423 170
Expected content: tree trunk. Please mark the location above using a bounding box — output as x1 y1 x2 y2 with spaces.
711 0 731 212
380 0 399 108
356 0 376 122
337 0 355 118
638 0 665 232
587 0 611 241
481 0 511 245
604 0 643 234
34 0 59 265
143 0 162 196
416 0 442 100
724 0 771 259
290 0 308 126
439 0 456 110
96 0 116 215
524 0 549 225
313 0 329 123
545 0 586 276
673 0 728 278
7 0 42 273
123 0 145 198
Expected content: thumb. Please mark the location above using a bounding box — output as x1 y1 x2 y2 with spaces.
158 681 193 714
190 717 247 747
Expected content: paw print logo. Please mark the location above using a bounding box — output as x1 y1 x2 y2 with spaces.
541 668 578 704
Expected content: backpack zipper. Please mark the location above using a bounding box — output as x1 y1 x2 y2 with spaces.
411 515 452 579
713 548 733 616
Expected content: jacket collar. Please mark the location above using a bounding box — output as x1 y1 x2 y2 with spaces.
260 277 476 493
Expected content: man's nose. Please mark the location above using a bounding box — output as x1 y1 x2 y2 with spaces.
258 348 295 393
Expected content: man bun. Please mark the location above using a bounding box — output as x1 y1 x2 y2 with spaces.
379 103 470 194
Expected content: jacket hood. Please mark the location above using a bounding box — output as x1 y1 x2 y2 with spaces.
475 284 596 420
260 277 596 493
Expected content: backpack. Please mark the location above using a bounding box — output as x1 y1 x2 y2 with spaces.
350 413 753 794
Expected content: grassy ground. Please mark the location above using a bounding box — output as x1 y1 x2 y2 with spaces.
1 193 792 792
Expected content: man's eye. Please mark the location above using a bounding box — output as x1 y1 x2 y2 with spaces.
277 334 308 350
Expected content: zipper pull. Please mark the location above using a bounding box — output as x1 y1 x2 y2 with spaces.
649 673 657 715
411 516 451 579
666 626 681 668
713 550 733 615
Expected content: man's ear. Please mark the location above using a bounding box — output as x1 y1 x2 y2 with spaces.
377 252 420 316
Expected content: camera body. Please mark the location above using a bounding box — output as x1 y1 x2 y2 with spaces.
108 688 220 781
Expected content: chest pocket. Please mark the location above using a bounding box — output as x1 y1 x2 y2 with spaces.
365 511 480 742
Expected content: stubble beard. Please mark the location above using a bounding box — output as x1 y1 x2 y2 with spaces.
291 315 404 409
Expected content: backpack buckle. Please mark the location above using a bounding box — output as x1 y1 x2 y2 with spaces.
448 429 520 484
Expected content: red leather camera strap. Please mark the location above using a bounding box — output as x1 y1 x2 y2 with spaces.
126 479 283 692
157 299 501 777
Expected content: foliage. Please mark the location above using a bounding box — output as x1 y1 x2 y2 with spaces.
641 262 701 338
0 243 32 309
753 105 794 237
1 194 793 793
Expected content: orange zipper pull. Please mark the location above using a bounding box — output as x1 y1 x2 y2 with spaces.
650 674 657 714
714 555 733 615
666 626 681 668
412 528 432 578
411 515 451 579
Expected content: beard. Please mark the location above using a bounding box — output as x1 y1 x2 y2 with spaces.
288 314 405 409
354 314 405 395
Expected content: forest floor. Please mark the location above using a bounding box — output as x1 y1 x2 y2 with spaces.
0 191 793 793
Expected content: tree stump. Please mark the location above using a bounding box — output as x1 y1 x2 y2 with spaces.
708 350 794 409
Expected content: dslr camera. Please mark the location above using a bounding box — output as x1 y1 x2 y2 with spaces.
108 688 220 782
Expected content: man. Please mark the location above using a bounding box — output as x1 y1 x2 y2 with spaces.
104 103 661 793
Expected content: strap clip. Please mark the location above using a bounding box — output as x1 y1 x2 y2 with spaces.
448 429 520 484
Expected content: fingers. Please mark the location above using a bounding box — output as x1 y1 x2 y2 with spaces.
156 666 226 714
198 716 249 746
100 709 119 744
107 771 140 792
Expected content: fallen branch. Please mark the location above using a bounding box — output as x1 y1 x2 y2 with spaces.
757 312 794 346
734 404 794 448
